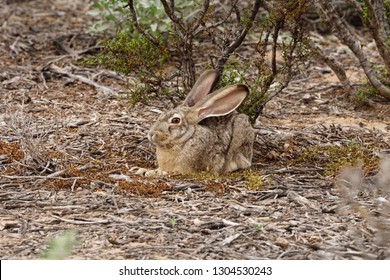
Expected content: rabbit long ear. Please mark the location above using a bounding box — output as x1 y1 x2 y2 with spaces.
182 70 220 107
190 84 249 122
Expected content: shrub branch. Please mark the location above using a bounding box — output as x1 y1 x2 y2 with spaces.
127 0 160 46
216 0 261 71
312 0 390 100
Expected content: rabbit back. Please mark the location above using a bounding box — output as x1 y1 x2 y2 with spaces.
202 112 254 173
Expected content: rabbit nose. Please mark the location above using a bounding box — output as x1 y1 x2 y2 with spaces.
147 131 155 142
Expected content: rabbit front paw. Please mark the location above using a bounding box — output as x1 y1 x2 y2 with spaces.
131 167 167 177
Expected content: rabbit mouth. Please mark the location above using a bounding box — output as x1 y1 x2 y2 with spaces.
148 131 171 146
148 129 193 148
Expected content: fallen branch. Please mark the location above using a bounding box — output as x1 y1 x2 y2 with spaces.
48 212 110 225
49 64 114 93
309 40 353 95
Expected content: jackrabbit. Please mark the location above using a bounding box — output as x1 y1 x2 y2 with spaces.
138 69 254 176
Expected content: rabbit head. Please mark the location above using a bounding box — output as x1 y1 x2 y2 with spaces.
148 69 218 148
147 70 254 174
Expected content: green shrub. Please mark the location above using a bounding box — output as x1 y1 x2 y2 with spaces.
87 0 195 35
84 1 309 122
100 32 169 74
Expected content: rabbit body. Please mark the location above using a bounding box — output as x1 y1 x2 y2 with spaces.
146 70 255 175
149 110 254 174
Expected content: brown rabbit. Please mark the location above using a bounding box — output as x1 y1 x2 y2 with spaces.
137 70 254 176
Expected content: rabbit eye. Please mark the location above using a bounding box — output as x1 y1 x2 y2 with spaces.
171 117 181 124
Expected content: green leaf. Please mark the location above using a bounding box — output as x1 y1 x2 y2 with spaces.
86 9 103 16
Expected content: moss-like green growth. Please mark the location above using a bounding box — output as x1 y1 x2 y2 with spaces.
296 141 378 176
176 169 266 192
242 169 265 191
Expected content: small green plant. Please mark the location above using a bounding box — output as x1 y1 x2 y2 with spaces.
254 223 264 233
41 231 78 260
355 64 390 102
216 62 246 88
361 5 369 25
167 216 177 227
355 83 377 103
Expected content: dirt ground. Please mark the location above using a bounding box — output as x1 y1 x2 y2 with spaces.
1 0 390 259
